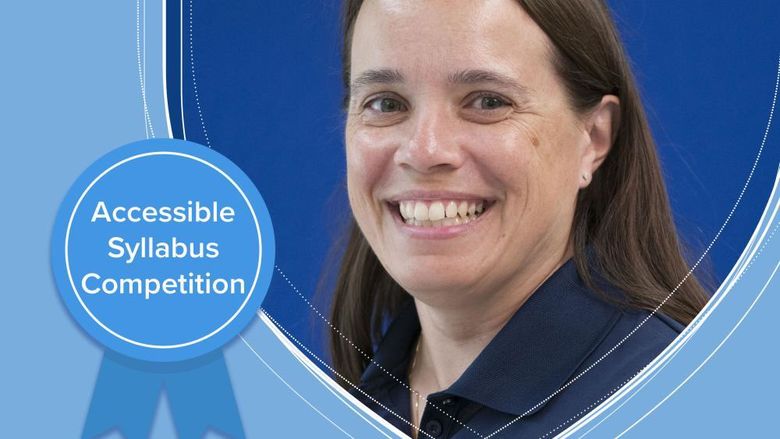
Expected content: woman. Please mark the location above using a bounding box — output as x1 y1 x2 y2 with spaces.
329 0 710 437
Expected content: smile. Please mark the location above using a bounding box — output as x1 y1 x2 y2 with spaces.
396 199 488 227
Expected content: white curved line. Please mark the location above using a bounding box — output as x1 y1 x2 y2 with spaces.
239 334 355 438
179 0 187 140
559 160 780 438
572 328 694 438
617 260 780 437
162 0 173 138
547 55 780 438
259 312 400 438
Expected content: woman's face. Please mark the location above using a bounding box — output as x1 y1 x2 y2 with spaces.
346 0 601 306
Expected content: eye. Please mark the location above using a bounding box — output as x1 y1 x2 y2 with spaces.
358 94 409 126
460 92 515 124
366 96 407 113
468 94 511 110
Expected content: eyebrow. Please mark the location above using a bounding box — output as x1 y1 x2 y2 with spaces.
348 68 532 99
448 69 532 97
349 69 405 96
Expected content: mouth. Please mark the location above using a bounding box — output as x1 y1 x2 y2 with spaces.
388 198 493 228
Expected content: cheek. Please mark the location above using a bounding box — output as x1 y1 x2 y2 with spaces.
524 117 584 188
345 125 397 215
470 119 582 214
465 123 537 192
522 122 586 226
347 123 399 179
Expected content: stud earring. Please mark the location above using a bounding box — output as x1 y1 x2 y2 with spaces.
581 173 590 182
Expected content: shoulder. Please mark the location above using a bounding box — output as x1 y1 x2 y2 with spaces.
571 305 683 396
604 306 682 363
576 259 685 375
516 305 684 437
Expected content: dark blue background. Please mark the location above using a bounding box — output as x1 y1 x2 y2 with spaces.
167 1 780 362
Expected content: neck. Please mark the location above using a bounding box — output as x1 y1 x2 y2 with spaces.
411 245 572 391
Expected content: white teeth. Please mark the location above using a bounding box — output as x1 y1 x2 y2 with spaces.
445 201 458 218
428 202 445 221
413 202 429 221
398 199 488 227
399 201 414 220
458 201 468 218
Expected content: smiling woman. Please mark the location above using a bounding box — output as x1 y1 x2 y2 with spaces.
328 1 710 438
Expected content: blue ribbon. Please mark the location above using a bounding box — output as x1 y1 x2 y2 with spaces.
82 350 245 439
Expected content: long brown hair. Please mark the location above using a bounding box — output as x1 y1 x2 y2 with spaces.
330 0 710 387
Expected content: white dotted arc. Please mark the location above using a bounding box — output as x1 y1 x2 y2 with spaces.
541 214 780 439
136 0 154 138
188 0 211 147
737 212 780 281
536 371 641 439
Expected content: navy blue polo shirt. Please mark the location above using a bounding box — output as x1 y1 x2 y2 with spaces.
351 258 684 438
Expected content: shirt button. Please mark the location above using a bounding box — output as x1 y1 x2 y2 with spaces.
441 397 456 406
425 419 443 437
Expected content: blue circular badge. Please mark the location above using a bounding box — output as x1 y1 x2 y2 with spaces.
51 139 275 362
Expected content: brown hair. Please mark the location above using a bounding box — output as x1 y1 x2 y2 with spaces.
330 0 710 386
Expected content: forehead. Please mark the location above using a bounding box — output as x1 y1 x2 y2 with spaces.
350 0 555 85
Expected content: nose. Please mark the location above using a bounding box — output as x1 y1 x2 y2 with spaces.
393 106 465 173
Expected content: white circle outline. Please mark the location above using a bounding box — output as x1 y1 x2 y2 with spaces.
64 150 263 350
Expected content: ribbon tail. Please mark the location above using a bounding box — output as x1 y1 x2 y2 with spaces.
82 352 162 439
166 351 245 439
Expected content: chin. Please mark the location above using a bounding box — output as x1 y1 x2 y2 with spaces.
388 259 479 297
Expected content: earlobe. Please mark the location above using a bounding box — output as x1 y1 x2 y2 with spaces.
581 95 620 187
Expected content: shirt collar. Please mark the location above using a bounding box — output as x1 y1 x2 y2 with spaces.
359 257 622 417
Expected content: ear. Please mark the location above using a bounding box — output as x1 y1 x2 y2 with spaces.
579 95 620 188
